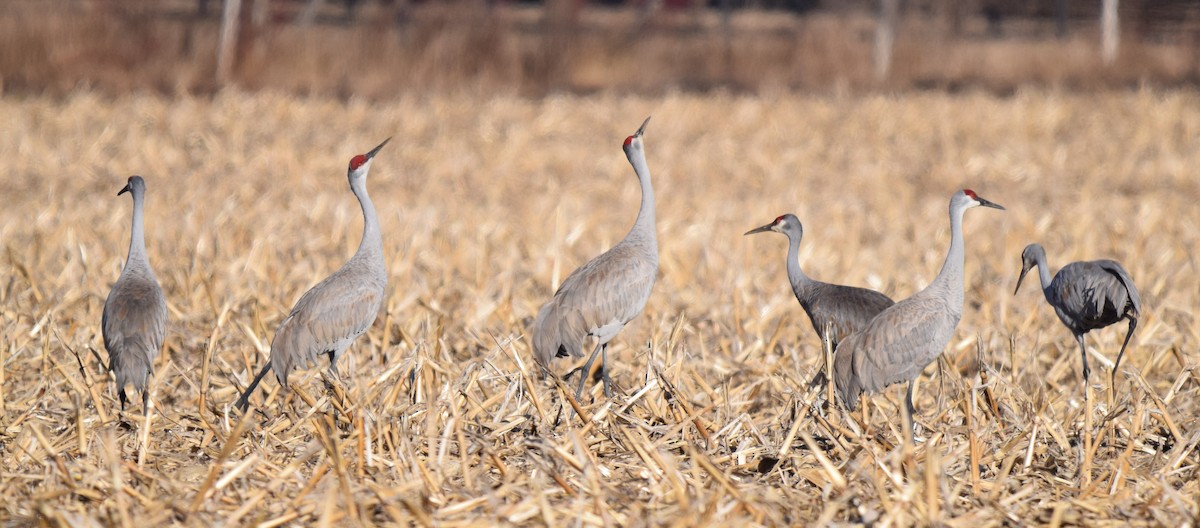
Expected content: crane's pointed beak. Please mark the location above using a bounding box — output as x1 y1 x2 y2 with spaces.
976 195 1005 210
117 182 131 196
634 116 651 138
1014 266 1030 295
744 224 774 236
365 137 391 160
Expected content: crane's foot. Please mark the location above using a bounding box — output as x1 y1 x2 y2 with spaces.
601 369 614 398
321 375 351 430
806 371 828 392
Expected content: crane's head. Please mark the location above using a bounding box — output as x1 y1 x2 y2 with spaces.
744 213 802 238
1014 243 1046 295
347 137 391 181
118 175 145 197
622 116 651 154
959 189 1005 211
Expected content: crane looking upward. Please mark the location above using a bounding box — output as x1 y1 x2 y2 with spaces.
532 117 658 405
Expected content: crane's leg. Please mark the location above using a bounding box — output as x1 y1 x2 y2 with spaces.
600 344 615 398
325 351 343 425
1111 317 1137 400
575 342 604 403
1076 333 1090 390
903 381 916 443
116 387 129 429
236 363 273 412
1076 333 1094 486
142 387 151 420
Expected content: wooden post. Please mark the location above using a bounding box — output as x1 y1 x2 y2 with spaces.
1101 0 1119 64
216 0 242 86
874 0 899 81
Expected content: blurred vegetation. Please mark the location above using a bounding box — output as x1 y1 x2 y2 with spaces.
2 0 1199 98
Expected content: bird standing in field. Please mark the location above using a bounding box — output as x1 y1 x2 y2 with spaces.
1014 243 1140 399
235 138 391 412
744 214 895 388
102 175 168 419
533 117 658 404
834 189 1004 439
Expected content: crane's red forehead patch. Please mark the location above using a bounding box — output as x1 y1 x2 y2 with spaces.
774 215 786 223
623 135 635 147
349 154 368 170
963 189 978 199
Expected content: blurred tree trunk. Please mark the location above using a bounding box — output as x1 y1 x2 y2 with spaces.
1055 0 1068 39
874 0 898 81
1101 0 1119 64
216 0 242 86
543 0 579 91
298 0 325 26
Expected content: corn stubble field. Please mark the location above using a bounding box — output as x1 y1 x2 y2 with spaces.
2 89 1199 526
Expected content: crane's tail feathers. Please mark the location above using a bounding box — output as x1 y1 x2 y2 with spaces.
831 333 864 411
235 363 273 412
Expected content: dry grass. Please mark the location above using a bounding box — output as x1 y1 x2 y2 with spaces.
2 0 1199 97
1 89 1199 525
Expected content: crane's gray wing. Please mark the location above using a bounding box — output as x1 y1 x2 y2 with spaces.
1092 259 1141 316
807 283 895 344
270 281 382 383
531 251 656 365
102 278 167 390
1051 261 1139 330
851 297 956 394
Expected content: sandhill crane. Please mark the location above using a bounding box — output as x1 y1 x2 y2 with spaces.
533 117 658 404
235 138 391 412
834 189 1004 439
1014 243 1141 398
102 176 168 418
744 214 894 388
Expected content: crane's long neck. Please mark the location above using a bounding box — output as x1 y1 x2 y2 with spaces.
351 176 383 262
785 231 812 301
125 189 149 270
1032 250 1053 297
930 201 967 307
625 146 657 253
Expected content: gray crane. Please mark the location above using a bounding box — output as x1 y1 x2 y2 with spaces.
102 175 168 418
532 117 658 403
1014 243 1140 398
236 138 391 412
744 214 895 388
834 189 1004 438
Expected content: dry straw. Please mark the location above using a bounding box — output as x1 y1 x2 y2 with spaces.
1 89 1197 525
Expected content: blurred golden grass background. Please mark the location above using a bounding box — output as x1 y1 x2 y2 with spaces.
2 89 1198 524
3 0 1200 97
